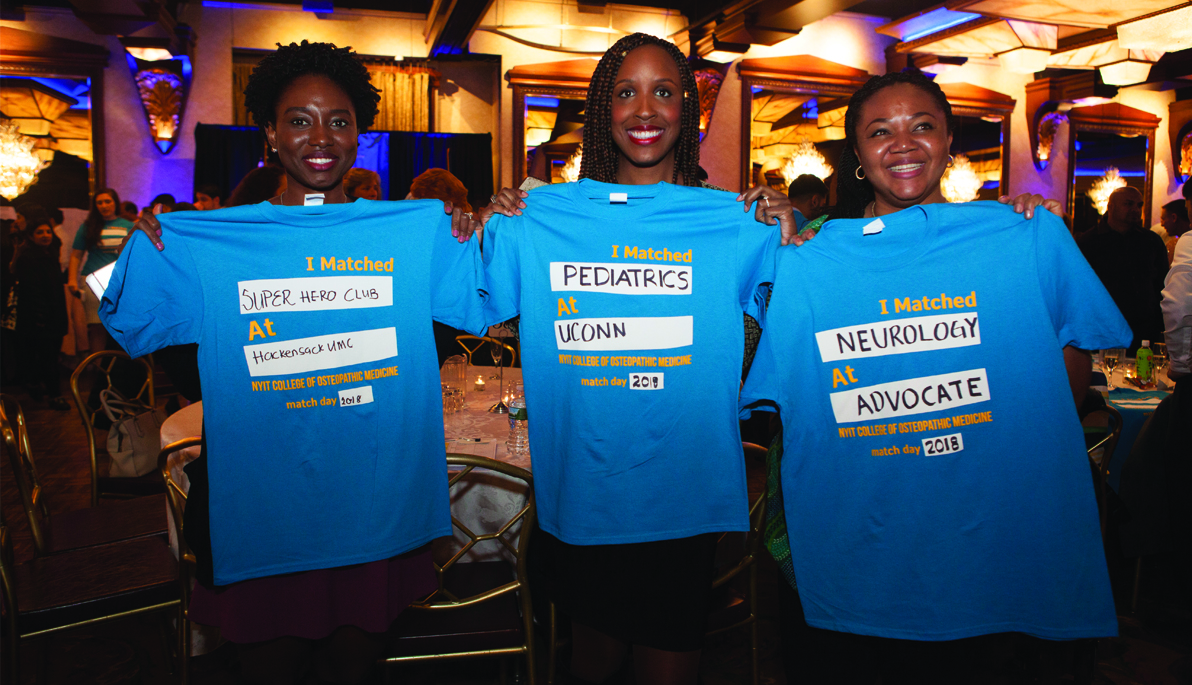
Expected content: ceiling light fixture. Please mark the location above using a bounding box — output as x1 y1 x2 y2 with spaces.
0 119 49 200
780 137 833 185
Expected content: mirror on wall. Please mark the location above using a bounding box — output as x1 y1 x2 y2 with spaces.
1069 130 1149 233
947 114 1003 202
1065 103 1158 232
0 76 95 209
749 90 845 202
523 95 585 184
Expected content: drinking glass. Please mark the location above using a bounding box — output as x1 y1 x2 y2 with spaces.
1153 342 1169 378
488 337 504 380
1102 348 1123 391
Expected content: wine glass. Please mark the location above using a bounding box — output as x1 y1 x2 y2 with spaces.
488 337 503 380
1153 342 1169 380
1102 348 1123 391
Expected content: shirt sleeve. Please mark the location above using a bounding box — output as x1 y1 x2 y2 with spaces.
739 301 781 418
1034 211 1133 351
71 223 87 251
1163 234 1192 375
429 206 488 337
480 214 522 326
737 214 780 325
98 224 204 358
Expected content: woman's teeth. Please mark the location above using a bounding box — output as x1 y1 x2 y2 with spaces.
888 163 924 173
629 129 661 140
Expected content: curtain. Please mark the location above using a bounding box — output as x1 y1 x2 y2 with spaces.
232 63 255 126
386 133 493 213
369 68 433 133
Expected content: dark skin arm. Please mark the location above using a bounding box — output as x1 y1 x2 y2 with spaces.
1064 346 1091 410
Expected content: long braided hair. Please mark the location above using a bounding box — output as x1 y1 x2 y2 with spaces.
579 33 701 186
835 71 955 219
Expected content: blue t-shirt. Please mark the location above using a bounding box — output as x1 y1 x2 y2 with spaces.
483 179 779 544
100 199 487 585
741 202 1130 641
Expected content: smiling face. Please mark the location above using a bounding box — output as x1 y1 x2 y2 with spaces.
265 73 357 202
853 83 952 215
610 45 683 184
31 224 53 247
95 193 117 220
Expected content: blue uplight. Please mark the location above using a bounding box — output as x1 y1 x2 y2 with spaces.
1074 141 1082 151
201 1 239 8
1073 169 1146 177
901 8 981 42
525 96 560 108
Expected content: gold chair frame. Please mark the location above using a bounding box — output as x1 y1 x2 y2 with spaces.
545 442 768 685
455 335 518 367
1 394 49 554
69 350 156 506
1085 406 1123 542
382 453 537 683
159 436 201 685
0 509 182 683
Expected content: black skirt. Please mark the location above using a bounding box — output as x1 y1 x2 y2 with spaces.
533 530 719 652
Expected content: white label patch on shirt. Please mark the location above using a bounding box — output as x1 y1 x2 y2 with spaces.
338 385 374 407
815 313 981 362
554 316 693 351
863 218 884 235
829 368 990 423
550 262 692 295
239 276 393 314
243 327 397 377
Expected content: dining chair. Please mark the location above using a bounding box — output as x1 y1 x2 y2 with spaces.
1084 406 1123 543
545 442 769 685
455 335 518 367
69 350 164 505
159 437 202 685
1 394 168 558
0 507 182 683
382 453 537 685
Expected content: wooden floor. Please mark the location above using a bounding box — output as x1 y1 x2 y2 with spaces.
1 364 1188 684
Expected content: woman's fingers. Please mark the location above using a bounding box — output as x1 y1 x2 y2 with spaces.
128 210 164 251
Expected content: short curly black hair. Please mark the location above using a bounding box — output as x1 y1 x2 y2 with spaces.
243 40 380 132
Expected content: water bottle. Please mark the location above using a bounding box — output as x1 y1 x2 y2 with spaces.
506 384 529 459
1136 340 1153 382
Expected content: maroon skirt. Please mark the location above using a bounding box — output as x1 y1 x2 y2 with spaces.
188 545 436 644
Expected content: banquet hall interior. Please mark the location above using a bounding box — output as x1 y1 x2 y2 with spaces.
1 0 1190 681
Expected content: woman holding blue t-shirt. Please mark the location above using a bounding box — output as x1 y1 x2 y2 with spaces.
67 188 132 354
742 71 1120 684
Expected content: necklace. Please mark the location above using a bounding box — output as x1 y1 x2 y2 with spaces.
865 201 876 218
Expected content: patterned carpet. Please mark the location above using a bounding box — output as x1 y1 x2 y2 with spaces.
2 369 1188 684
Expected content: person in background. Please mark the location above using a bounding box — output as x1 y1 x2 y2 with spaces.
119 201 139 222
66 188 132 355
786 173 829 232
225 165 287 207
1159 199 1189 264
407 168 470 213
150 193 176 211
1077 186 1168 351
9 207 70 409
343 167 381 201
194 183 224 211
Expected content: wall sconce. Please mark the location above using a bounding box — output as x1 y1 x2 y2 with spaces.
693 68 724 135
125 50 191 154
1036 111 1068 164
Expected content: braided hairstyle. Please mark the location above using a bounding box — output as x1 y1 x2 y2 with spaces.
243 40 380 132
835 71 955 219
580 33 701 186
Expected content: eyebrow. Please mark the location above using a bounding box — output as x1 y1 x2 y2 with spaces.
282 106 353 116
614 76 679 87
866 112 938 125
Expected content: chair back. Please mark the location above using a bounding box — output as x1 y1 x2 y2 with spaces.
455 335 518 368
711 442 769 590
0 508 18 680
0 395 51 556
1085 405 1123 539
159 437 199 646
417 454 535 610
69 351 155 506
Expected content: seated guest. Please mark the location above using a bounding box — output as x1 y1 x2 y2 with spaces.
786 173 829 232
194 183 224 211
1160 199 1189 264
120 201 139 222
407 168 471 214
1078 186 1168 351
226 165 286 207
343 168 381 201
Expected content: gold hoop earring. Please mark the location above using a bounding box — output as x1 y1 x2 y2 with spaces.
947 155 954 168
855 166 866 180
